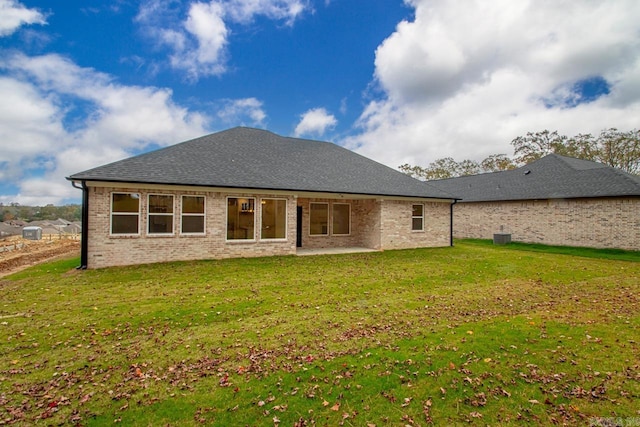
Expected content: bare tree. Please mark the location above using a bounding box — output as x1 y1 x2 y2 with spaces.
596 128 640 174
480 154 516 172
399 128 640 181
511 130 567 164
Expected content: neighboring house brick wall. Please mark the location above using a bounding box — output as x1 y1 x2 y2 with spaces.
380 200 451 249
87 186 297 268
453 198 640 250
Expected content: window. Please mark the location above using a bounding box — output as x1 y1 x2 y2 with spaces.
227 197 255 240
412 204 424 231
332 203 350 235
309 203 329 235
181 196 205 234
111 193 140 235
148 194 174 234
261 198 286 239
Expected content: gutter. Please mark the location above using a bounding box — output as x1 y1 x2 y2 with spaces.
450 199 457 247
71 180 88 269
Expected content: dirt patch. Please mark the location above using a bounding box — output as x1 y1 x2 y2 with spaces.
0 237 80 278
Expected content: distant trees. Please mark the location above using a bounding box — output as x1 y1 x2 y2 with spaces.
0 204 81 222
399 154 516 180
400 128 640 180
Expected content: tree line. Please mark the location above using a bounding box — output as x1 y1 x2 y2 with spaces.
399 128 640 180
1 203 81 223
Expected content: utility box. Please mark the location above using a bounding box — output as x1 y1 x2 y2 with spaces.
22 226 42 240
493 233 511 245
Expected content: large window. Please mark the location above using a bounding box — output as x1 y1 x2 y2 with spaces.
111 193 140 235
332 203 350 235
148 194 174 234
227 197 255 240
181 196 205 234
309 203 329 235
412 204 424 231
261 198 286 239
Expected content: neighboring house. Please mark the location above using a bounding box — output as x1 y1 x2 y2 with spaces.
63 223 82 234
0 222 23 238
429 154 640 250
67 127 458 269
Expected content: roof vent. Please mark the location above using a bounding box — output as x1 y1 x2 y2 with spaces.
524 170 531 175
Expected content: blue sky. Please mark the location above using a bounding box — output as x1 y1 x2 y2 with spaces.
1 0 639 205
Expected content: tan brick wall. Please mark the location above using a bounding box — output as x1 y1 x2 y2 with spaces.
453 198 640 250
87 187 297 268
297 198 383 249
380 200 451 249
87 187 453 268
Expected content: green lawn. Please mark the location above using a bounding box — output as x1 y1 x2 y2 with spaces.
1 241 639 426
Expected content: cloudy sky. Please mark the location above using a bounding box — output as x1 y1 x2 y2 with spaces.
1 0 639 205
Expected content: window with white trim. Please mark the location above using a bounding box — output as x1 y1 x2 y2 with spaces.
148 194 174 234
111 193 140 235
412 204 424 231
261 198 286 239
181 195 205 234
309 203 329 235
227 197 255 240
332 203 351 235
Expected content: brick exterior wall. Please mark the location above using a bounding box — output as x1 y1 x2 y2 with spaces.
86 186 453 268
380 200 451 249
87 186 297 268
297 198 381 249
453 197 640 250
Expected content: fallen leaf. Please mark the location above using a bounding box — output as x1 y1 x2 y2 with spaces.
331 403 340 411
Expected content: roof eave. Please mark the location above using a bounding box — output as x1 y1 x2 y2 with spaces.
71 178 457 201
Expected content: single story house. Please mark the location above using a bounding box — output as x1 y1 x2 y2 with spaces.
67 127 458 269
429 154 640 250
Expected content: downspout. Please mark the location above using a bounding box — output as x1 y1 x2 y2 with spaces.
450 199 457 247
71 180 88 269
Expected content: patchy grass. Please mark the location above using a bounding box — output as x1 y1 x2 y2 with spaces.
1 242 638 426
462 238 640 262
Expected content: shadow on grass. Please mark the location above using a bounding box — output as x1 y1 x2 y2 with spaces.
459 238 640 262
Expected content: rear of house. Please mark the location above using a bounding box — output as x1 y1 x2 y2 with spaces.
68 127 457 268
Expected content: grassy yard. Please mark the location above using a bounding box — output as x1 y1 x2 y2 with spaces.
1 241 639 426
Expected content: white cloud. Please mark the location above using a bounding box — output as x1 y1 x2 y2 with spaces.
224 0 308 25
294 107 337 137
217 97 267 125
0 53 211 204
346 0 640 169
0 0 46 36
178 1 228 79
136 0 310 80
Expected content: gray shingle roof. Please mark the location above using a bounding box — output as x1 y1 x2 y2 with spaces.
428 154 640 202
68 127 455 200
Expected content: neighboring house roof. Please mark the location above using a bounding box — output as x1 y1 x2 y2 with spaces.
0 222 22 236
63 224 82 233
429 154 640 202
68 127 456 200
40 226 61 235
